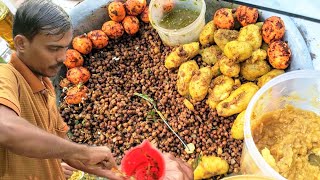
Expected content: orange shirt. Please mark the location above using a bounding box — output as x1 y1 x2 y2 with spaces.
0 53 68 180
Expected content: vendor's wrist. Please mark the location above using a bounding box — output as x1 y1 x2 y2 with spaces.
70 144 90 162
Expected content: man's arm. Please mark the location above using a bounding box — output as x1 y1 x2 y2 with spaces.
62 136 122 179
0 104 121 179
63 159 122 179
0 104 88 160
64 151 194 180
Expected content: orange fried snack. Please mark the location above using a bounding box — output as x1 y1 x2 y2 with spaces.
140 6 149 23
102 20 125 39
213 8 234 29
108 1 126 22
87 30 109 49
267 40 291 69
125 0 146 16
72 35 93 55
236 5 259 27
262 16 285 44
65 85 88 105
66 67 91 85
64 49 84 69
122 16 140 35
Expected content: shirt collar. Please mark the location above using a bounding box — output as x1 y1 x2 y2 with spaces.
8 52 48 93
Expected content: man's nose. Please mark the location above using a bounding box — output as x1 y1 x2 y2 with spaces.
57 49 67 63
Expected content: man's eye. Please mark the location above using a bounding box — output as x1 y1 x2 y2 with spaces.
49 47 59 51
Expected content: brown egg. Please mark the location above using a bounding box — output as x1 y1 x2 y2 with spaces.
267 41 291 69
108 1 126 22
122 16 140 35
140 6 149 23
87 30 109 49
102 20 125 39
64 49 84 69
124 0 146 16
72 35 93 55
213 8 234 29
236 5 259 27
66 67 91 85
262 16 285 44
65 85 88 105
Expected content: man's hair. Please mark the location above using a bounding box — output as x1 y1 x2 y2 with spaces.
13 0 72 40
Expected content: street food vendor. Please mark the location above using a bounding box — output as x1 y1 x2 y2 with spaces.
0 0 193 179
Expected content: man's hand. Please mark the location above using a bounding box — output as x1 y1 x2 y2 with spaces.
163 153 193 180
65 146 122 180
81 146 117 169
61 162 77 179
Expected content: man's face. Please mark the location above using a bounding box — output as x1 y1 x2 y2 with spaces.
23 29 73 77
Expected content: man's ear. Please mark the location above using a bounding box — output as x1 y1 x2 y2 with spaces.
14 35 30 53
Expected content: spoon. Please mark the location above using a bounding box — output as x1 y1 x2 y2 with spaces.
134 93 190 151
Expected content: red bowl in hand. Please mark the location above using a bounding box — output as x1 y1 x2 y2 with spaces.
121 140 165 180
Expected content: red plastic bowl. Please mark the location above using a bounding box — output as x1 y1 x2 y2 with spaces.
121 140 165 180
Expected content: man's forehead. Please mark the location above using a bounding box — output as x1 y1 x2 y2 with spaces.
36 29 73 44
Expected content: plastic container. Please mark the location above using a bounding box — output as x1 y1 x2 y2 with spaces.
0 1 14 49
241 70 320 179
149 0 206 46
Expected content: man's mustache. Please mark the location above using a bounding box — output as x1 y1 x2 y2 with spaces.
50 62 64 69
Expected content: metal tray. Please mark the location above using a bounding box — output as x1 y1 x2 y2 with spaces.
53 0 314 104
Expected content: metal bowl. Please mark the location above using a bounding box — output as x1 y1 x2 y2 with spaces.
53 0 313 104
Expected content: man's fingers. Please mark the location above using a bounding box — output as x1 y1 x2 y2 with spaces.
61 162 77 171
63 169 74 178
103 146 117 169
173 162 188 180
65 165 77 171
94 169 124 180
164 153 175 160
175 158 193 180
87 164 103 170
61 162 77 178
103 170 124 180
84 166 122 180
163 154 193 180
101 161 113 169
105 154 117 168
